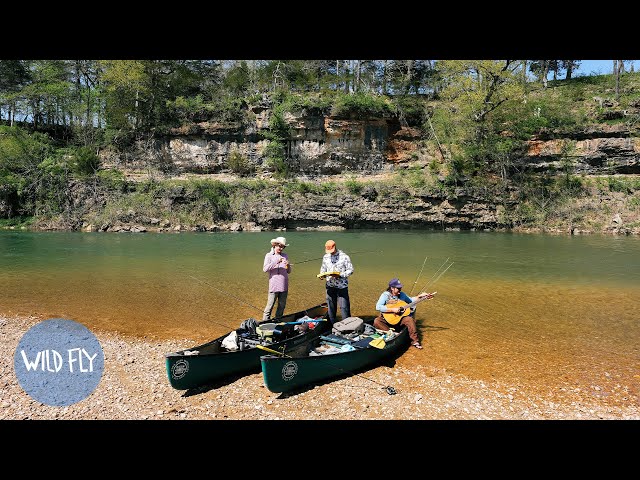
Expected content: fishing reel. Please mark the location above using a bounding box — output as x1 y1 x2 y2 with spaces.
384 386 397 395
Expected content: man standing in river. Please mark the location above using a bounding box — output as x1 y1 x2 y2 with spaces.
319 240 353 324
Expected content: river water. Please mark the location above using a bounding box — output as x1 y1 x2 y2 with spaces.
2 230 639 404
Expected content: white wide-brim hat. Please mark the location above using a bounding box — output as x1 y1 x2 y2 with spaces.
270 236 289 247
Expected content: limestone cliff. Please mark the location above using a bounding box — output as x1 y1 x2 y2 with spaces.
102 106 640 177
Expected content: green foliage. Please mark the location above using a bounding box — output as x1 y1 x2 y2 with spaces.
71 146 100 176
0 126 54 170
344 176 363 194
189 179 231 220
313 181 338 194
34 155 72 215
398 166 428 189
227 150 253 176
262 106 290 178
392 95 429 127
444 155 468 187
235 178 269 192
282 179 323 196
166 95 206 123
223 61 250 95
203 95 247 123
505 98 583 140
331 92 396 119
606 177 639 193
97 169 127 192
0 126 61 217
0 215 33 227
265 148 288 177
276 90 334 114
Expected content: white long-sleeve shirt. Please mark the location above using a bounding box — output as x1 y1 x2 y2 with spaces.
319 250 353 289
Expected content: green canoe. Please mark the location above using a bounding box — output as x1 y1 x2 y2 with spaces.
260 324 410 394
165 303 329 390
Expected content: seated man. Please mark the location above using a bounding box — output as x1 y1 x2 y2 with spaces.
373 278 434 349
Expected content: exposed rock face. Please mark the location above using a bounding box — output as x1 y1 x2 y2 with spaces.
102 107 414 175
525 124 640 174
102 107 640 178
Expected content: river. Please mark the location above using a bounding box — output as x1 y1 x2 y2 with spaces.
2 230 638 404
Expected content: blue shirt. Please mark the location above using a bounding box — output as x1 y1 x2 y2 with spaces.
375 291 414 313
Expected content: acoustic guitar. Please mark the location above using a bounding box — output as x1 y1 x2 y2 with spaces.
382 292 437 325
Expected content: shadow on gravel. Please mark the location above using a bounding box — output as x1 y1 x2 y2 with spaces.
275 341 408 400
182 371 254 397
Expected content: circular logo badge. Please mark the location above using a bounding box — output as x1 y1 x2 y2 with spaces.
171 359 189 379
282 361 298 382
14 319 104 406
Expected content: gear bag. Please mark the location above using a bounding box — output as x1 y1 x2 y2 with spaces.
332 316 364 335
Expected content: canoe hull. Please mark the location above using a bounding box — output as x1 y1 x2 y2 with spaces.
165 304 329 390
261 326 410 393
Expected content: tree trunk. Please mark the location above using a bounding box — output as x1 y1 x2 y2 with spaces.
134 89 139 130
521 60 527 84
615 60 624 100
542 61 549 88
382 60 388 94
566 64 573 79
404 60 414 94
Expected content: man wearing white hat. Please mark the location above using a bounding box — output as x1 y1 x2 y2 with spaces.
262 236 291 320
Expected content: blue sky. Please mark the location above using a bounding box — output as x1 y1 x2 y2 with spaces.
575 60 635 76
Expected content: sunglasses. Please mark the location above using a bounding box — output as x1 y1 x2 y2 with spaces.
275 244 285 249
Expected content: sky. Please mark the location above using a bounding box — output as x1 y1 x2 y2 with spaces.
574 60 635 76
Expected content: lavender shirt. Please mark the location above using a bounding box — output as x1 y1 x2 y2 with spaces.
263 250 291 292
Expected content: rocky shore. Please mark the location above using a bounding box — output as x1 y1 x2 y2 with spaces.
2 315 638 421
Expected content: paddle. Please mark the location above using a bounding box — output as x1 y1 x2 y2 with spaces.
278 318 327 326
256 344 291 357
369 337 386 349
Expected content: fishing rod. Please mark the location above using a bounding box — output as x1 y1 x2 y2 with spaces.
257 343 398 395
418 257 449 292
421 261 454 292
291 250 383 265
188 275 264 314
408 255 428 296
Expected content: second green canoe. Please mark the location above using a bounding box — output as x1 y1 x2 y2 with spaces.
260 324 409 393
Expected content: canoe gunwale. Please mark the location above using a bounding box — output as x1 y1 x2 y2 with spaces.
260 324 410 393
165 303 329 390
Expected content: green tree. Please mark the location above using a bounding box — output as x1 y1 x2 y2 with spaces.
0 60 30 126
99 60 149 136
437 60 526 175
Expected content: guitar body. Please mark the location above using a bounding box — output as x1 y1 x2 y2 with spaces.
382 300 411 325
381 292 437 325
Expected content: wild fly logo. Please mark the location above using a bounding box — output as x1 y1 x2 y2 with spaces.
14 319 104 406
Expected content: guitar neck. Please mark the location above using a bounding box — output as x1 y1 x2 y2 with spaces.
406 293 436 309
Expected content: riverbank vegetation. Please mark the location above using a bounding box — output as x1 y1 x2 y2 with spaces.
1 60 639 233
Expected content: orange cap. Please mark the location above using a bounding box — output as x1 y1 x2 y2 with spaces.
325 240 336 254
